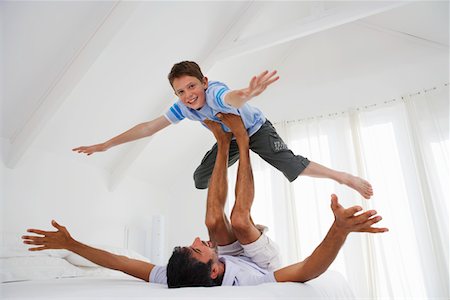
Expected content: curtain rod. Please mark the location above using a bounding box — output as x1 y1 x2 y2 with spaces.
276 82 449 125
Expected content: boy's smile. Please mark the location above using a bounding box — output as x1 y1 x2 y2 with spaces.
172 75 208 110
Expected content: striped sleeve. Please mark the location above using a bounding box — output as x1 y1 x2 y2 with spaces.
206 81 234 112
164 102 185 124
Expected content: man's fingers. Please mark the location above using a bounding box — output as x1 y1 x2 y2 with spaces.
51 220 64 231
352 209 376 223
26 229 48 236
360 227 389 233
28 246 48 252
22 235 45 242
330 194 343 211
344 205 364 218
23 239 45 245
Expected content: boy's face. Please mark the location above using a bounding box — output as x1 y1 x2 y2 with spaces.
172 75 208 110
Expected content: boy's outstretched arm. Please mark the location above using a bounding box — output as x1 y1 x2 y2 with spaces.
224 70 279 108
22 220 155 282
274 194 388 283
72 115 171 156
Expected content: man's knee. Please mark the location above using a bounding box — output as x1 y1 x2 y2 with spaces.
230 211 252 233
205 212 224 232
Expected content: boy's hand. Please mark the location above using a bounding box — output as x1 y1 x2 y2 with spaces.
330 194 388 234
22 220 75 251
72 143 108 156
243 70 279 99
225 70 279 108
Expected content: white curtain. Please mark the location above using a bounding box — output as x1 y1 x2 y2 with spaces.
227 83 449 299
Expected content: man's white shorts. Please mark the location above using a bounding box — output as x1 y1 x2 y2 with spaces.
217 226 281 271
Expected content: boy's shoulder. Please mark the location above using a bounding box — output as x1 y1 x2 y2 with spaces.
207 80 229 89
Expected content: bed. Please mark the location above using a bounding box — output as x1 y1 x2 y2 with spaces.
1 232 355 299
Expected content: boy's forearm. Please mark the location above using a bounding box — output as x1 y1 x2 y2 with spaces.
224 90 250 108
104 116 171 149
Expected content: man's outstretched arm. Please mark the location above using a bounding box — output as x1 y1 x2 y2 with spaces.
22 220 155 282
274 194 388 283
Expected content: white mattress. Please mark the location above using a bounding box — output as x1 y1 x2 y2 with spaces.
1 270 354 300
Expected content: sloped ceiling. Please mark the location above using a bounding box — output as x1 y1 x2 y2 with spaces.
1 1 448 191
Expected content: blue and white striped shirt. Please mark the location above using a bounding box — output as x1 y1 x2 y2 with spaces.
164 81 266 136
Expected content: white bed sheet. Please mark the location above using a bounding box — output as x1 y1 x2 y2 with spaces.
1 270 354 300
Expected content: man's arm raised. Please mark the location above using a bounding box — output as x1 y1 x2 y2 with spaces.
72 115 171 156
22 220 155 282
274 194 388 283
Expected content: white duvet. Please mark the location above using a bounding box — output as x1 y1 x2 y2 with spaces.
1 246 355 299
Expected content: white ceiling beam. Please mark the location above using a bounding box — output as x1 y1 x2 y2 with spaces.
202 1 268 71
107 1 267 191
210 1 409 62
108 138 151 191
355 20 449 50
5 1 139 169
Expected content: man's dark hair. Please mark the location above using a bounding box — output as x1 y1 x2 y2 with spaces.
166 246 223 288
168 61 205 87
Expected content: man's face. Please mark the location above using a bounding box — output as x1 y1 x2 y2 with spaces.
172 75 208 110
188 237 218 264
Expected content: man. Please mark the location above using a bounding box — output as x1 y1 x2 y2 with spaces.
23 114 387 287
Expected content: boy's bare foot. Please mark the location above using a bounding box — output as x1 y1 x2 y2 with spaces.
204 119 232 144
343 173 373 199
216 113 248 140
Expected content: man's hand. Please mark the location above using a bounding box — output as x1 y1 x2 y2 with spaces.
22 220 155 282
22 220 75 251
72 143 108 156
331 194 388 234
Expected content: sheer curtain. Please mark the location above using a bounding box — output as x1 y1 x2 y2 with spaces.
227 83 448 298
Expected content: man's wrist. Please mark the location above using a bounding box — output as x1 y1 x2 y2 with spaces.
66 239 81 252
331 222 350 238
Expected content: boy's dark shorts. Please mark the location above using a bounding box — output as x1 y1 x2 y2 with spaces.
194 120 310 189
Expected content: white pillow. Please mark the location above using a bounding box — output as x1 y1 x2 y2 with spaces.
65 245 150 267
0 245 70 259
0 256 84 283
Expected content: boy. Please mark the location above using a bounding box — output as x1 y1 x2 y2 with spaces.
73 61 373 199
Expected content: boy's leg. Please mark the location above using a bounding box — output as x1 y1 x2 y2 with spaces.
301 162 373 199
218 114 260 244
193 141 240 189
203 120 237 246
250 120 373 199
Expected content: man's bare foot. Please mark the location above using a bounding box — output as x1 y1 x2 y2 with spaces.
204 119 232 144
216 113 248 140
343 173 373 199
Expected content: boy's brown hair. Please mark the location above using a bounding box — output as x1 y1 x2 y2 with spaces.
168 61 205 87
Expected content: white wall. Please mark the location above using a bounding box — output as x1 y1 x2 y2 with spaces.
1 137 170 257
164 178 209 258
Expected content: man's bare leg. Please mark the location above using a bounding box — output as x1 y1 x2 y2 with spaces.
217 113 261 245
301 162 373 199
203 120 237 246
